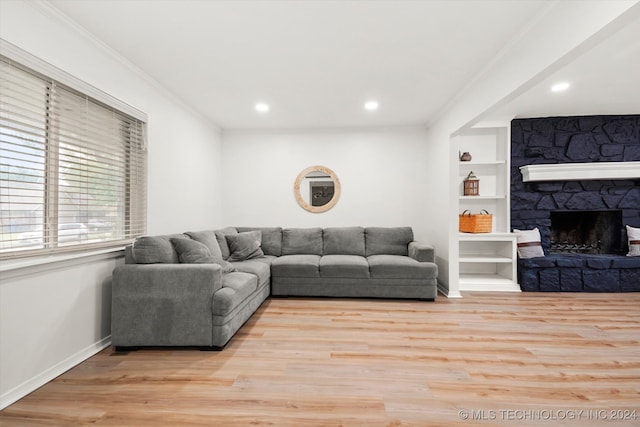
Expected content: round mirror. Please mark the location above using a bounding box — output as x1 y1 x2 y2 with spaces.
294 165 341 213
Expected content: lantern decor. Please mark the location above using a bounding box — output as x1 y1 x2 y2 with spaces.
463 171 479 196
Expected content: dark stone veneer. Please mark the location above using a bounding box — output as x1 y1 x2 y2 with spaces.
511 115 640 292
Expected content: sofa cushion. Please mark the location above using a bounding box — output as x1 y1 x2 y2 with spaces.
132 234 185 264
226 231 264 262
368 254 437 279
365 227 413 256
323 227 365 256
282 228 323 255
231 259 271 285
319 255 370 278
184 230 235 272
271 254 321 278
238 254 277 265
237 227 283 256
212 272 258 316
185 230 224 259
170 237 211 263
214 227 238 260
170 237 235 273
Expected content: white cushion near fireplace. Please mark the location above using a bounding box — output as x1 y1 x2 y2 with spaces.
513 228 544 259
627 225 640 257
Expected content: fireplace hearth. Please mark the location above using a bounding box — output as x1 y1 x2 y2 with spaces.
550 210 624 255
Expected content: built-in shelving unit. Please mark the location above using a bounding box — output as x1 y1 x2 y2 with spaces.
449 121 520 294
458 232 519 291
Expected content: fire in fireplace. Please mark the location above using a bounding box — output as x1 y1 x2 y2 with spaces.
550 210 624 255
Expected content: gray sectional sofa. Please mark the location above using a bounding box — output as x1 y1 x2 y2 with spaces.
111 226 437 350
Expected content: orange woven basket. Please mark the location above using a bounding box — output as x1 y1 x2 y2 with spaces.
459 209 492 233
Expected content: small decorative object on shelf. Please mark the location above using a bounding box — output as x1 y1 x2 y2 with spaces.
459 151 472 161
463 171 479 195
459 209 493 233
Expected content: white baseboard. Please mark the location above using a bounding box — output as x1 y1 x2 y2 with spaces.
0 335 111 410
438 282 462 298
458 283 522 292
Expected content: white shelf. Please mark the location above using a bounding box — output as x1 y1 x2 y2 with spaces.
460 254 513 263
459 232 514 240
460 195 506 200
459 274 521 292
459 160 506 166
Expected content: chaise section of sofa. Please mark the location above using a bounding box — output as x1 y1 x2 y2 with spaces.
111 231 271 350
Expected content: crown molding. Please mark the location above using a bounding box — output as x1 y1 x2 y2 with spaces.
29 0 221 133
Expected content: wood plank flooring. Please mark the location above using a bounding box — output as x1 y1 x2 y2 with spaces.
1 292 639 426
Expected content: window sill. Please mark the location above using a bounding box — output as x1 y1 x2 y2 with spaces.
0 247 125 281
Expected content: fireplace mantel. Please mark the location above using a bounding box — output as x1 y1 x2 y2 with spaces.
520 161 640 182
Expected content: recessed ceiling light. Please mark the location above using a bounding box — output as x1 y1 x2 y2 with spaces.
364 101 379 111
551 82 570 92
255 103 269 112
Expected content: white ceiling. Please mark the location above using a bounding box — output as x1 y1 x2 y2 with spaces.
47 0 639 131
487 9 640 122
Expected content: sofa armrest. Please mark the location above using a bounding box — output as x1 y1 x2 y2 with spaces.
111 263 223 346
113 263 223 296
408 241 435 263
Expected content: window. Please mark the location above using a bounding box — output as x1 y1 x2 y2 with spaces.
0 53 147 259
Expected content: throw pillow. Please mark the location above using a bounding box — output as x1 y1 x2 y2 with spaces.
513 228 544 259
170 238 235 273
185 230 225 259
225 230 264 262
626 225 640 257
214 227 238 260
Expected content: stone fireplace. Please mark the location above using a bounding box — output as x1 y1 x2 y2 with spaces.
511 115 640 292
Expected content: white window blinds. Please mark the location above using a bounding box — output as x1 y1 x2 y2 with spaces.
0 55 147 258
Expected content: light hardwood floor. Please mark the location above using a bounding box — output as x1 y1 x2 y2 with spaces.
1 292 639 426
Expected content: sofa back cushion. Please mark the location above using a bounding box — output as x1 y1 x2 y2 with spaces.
365 227 413 256
323 226 365 256
236 227 283 256
132 234 186 263
282 228 323 255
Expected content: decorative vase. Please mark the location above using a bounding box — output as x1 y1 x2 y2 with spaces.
460 151 472 162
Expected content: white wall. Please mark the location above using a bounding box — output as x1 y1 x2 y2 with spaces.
221 128 433 241
0 1 224 408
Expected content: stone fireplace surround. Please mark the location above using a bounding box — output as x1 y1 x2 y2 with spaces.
511 115 640 292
